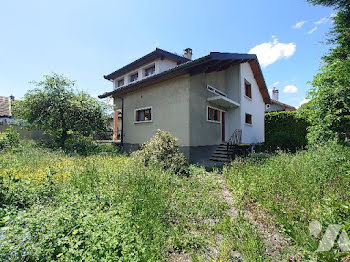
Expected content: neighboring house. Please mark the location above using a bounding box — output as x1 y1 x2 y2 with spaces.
265 88 296 112
99 48 270 163
0 95 17 125
108 110 122 140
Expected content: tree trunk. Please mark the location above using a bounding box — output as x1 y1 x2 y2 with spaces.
59 129 68 148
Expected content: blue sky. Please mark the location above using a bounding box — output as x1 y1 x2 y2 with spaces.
0 0 335 107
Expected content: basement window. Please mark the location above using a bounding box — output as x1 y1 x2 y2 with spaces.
245 113 252 125
207 106 221 123
130 72 138 82
245 79 252 99
144 65 155 77
135 107 152 123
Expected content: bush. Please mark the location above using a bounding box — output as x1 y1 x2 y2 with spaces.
260 111 308 152
132 130 188 175
0 128 20 151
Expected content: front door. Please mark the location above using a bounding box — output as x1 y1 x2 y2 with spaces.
221 112 225 142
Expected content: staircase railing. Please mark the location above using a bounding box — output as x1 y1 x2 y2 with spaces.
226 129 242 159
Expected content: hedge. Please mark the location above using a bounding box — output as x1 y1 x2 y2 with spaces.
260 111 309 152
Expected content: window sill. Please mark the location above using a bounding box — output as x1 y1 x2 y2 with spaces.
134 120 153 124
207 120 221 124
244 95 252 101
245 123 252 126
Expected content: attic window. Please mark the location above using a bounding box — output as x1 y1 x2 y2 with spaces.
245 80 252 99
145 65 155 77
117 78 124 87
245 113 252 125
130 72 138 82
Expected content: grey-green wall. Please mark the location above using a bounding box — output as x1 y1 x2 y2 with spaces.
114 75 190 146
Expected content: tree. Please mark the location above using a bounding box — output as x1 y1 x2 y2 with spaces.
13 73 110 147
303 0 350 143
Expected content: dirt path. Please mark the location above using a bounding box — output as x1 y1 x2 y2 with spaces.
217 175 293 261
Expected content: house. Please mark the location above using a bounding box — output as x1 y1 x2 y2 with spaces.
108 110 122 140
99 48 270 163
0 96 16 125
265 88 296 112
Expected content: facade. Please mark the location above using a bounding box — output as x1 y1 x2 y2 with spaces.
99 48 270 162
0 96 16 125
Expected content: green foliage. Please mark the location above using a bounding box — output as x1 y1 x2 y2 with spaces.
260 111 308 152
0 128 20 151
13 73 110 147
0 146 231 261
132 130 188 175
224 142 350 260
303 1 350 144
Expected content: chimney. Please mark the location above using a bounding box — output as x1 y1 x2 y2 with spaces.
9 95 15 101
272 87 279 101
183 48 192 60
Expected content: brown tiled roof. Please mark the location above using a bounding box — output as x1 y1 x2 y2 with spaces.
0 96 11 117
271 99 296 111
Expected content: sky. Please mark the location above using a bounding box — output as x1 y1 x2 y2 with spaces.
0 0 335 107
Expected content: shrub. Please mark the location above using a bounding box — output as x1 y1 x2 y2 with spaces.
132 130 188 175
259 111 308 152
0 128 20 151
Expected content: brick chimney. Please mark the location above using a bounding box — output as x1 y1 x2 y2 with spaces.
183 48 192 60
272 87 279 101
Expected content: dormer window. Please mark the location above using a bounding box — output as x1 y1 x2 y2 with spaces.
145 65 155 77
117 78 124 87
130 72 138 82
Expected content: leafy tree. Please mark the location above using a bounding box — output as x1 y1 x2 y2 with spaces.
13 73 109 147
303 0 350 143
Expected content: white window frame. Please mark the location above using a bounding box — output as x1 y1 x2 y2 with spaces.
207 85 227 97
134 106 153 124
116 77 124 88
244 79 252 100
207 105 224 124
129 71 139 83
143 63 156 78
245 112 253 126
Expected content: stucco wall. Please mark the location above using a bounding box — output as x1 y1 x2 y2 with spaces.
239 63 265 144
189 65 241 146
114 75 190 146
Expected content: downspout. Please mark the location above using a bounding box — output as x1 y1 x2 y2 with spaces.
115 95 124 147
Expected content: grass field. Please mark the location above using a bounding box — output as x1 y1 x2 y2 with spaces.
0 142 349 261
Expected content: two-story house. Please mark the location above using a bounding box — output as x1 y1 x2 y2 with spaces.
99 48 270 163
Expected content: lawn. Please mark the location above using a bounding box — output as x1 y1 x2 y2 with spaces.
0 142 349 261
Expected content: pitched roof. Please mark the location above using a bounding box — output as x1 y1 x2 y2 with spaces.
271 99 296 111
99 52 271 104
0 96 11 117
104 48 190 81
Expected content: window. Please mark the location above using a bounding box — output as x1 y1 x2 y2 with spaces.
117 78 124 87
245 80 252 99
207 106 220 122
245 113 252 125
130 72 138 82
145 65 155 77
135 107 152 122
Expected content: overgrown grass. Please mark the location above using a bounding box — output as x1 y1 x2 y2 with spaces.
223 142 350 261
0 145 230 261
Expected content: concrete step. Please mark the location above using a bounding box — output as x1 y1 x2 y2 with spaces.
210 157 230 162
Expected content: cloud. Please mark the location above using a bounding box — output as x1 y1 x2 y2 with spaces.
283 85 298 93
293 21 306 29
308 26 318 34
297 98 310 108
249 37 296 68
314 16 329 25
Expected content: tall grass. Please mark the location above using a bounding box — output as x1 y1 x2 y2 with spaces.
223 142 350 260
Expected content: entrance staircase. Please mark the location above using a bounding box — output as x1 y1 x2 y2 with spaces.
209 143 234 162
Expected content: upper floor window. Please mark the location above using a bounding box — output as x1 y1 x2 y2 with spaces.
145 65 155 77
245 79 252 99
207 106 220 122
117 78 124 87
245 113 252 125
135 107 152 122
130 72 138 82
